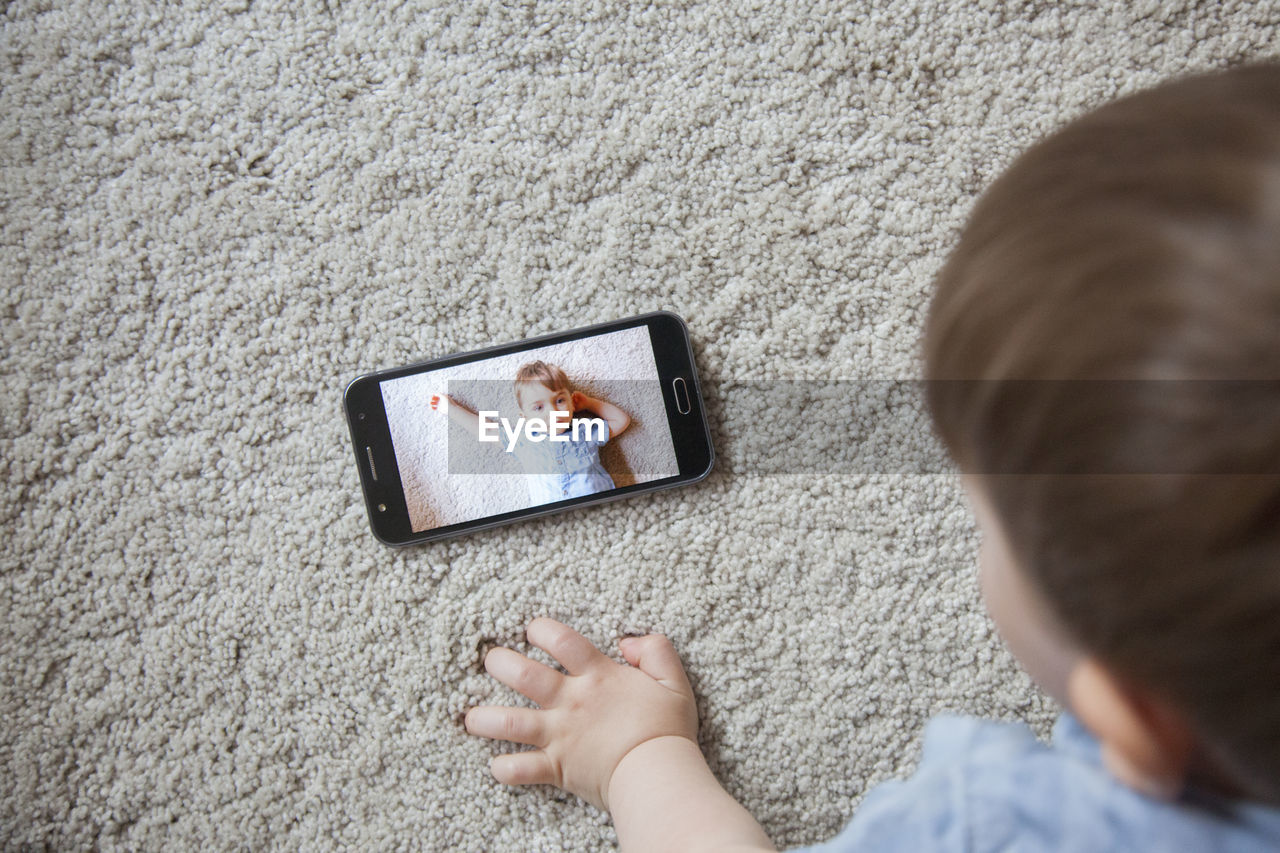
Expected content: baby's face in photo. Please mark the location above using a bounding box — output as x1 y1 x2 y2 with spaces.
519 383 574 433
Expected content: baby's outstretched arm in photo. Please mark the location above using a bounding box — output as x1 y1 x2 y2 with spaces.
465 618 775 852
430 393 481 435
570 390 631 439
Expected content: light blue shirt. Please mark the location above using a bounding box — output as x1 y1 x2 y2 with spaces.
506 417 614 506
789 713 1280 852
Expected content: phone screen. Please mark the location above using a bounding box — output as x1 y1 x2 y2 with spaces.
375 324 682 534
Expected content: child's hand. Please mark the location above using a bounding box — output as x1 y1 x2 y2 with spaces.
570 390 591 412
464 618 699 812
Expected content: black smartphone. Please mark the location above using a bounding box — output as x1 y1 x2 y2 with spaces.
343 311 714 546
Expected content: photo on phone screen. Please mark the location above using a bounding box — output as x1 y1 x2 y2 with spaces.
344 313 713 545
382 324 678 531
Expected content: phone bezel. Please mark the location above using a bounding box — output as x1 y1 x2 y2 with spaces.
342 311 714 546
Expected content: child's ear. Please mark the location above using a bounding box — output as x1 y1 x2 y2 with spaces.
1067 658 1195 800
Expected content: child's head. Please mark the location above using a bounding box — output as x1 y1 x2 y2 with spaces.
923 65 1280 803
514 361 573 431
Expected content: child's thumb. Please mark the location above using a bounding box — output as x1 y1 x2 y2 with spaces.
620 635 691 692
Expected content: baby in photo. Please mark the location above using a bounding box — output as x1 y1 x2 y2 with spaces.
432 360 631 506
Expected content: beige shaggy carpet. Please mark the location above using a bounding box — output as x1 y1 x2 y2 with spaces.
2 1 1276 849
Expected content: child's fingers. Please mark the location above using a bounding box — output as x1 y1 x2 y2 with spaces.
484 646 563 706
430 395 439 409
525 618 609 675
464 705 547 747
620 634 693 695
490 750 558 787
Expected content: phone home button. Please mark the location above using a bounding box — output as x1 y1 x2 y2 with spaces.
672 377 691 414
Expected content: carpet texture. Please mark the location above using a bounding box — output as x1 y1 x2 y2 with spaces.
2 1 1276 849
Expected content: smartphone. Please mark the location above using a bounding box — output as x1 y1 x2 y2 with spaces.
343 311 714 546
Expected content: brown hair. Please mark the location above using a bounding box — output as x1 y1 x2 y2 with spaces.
923 64 1280 803
514 360 570 409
